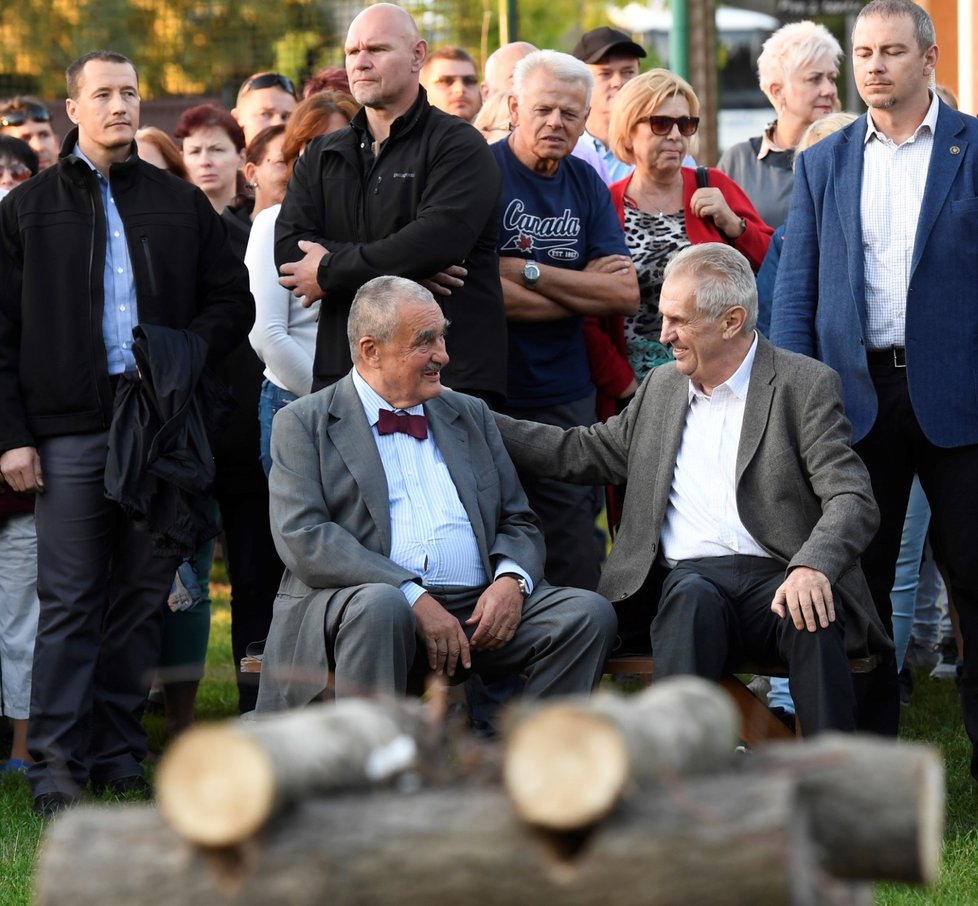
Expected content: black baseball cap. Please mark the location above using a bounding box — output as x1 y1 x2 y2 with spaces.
572 27 647 64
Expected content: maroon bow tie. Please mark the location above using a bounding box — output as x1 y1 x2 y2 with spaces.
377 408 428 440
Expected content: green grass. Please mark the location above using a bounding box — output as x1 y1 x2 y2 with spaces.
2 576 976 904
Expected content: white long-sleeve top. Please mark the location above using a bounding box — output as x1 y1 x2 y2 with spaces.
246 203 320 396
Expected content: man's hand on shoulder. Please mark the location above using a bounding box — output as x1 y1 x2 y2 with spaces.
0 446 43 493
771 566 835 632
278 239 329 307
466 576 524 651
413 592 472 677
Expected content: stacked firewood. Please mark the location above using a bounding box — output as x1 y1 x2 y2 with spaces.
35 677 944 906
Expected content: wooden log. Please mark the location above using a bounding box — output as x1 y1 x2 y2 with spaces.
38 774 816 906
746 733 945 885
155 698 430 848
503 676 740 830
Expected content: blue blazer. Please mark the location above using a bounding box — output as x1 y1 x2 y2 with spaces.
770 102 978 446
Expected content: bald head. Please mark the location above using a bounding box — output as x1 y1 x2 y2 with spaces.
482 41 537 100
348 3 420 43
345 3 427 118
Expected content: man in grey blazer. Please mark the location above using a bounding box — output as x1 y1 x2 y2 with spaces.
496 244 892 734
255 276 616 712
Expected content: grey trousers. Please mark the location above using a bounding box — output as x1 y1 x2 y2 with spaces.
258 581 617 709
27 432 179 798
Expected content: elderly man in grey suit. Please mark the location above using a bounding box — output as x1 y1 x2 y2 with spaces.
496 243 892 734
255 276 616 711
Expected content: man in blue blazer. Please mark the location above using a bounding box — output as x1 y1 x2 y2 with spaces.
255 276 616 712
771 0 978 768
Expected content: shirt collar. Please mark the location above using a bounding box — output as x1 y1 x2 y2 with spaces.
687 331 759 403
864 89 940 146
757 120 786 160
351 367 426 427
73 144 108 184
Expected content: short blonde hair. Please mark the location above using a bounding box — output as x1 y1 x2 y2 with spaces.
796 111 857 154
608 69 699 166
757 21 842 108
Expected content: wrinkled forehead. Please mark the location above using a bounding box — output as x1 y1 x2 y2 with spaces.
346 6 418 51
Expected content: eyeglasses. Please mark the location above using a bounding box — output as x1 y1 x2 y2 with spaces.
645 115 699 137
433 75 480 88
244 73 297 99
0 104 52 128
0 162 33 183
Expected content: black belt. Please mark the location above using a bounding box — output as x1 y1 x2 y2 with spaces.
866 346 906 369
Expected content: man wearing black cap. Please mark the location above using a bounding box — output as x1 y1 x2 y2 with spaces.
571 26 646 184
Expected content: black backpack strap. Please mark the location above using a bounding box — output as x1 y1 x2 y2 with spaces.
695 166 710 189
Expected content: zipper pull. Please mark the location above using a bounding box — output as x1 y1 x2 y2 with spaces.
374 175 382 196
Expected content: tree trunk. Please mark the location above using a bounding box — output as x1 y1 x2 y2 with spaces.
155 698 432 847
38 776 814 906
503 676 740 829
746 733 945 885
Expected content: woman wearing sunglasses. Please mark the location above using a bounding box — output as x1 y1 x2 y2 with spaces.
0 135 38 194
599 69 771 386
585 70 771 528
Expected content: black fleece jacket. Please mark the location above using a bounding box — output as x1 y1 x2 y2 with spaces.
0 129 254 454
274 88 507 398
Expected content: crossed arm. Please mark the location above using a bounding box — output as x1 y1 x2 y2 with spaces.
499 254 639 322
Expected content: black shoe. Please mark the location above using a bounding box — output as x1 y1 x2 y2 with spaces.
899 665 914 707
91 775 151 799
33 792 76 819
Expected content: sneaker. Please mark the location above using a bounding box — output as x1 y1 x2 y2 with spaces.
930 638 961 679
905 637 940 672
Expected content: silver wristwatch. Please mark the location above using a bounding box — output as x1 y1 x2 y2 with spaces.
498 572 529 598
522 261 541 287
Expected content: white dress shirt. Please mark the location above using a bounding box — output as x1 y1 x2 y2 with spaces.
659 333 770 566
351 369 531 604
860 91 939 350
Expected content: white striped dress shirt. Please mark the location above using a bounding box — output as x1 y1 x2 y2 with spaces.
352 369 530 604
860 91 939 349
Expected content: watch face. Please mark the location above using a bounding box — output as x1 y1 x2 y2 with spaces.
523 262 541 284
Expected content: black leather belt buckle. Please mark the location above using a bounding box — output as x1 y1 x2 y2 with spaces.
891 346 907 368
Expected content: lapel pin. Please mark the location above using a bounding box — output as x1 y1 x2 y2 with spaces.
950 146 961 154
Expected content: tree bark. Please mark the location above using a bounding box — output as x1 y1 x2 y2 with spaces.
155 698 431 847
746 733 945 885
39 776 811 906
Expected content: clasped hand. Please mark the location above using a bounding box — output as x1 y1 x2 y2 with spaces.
412 577 524 677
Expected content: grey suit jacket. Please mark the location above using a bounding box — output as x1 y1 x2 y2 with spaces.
496 334 892 659
260 373 546 706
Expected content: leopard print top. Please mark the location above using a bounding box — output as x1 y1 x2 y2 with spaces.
622 205 689 381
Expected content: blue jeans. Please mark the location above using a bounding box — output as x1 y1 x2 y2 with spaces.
259 379 298 477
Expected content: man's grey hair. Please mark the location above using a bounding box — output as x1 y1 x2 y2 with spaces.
855 0 936 52
348 276 438 360
512 50 594 107
663 244 758 333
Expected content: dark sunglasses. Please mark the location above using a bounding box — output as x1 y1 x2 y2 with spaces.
0 162 33 183
244 73 297 99
646 115 699 137
0 104 52 128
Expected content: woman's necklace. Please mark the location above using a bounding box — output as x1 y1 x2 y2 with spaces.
626 177 683 220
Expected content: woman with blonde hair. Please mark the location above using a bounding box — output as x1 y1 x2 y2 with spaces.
755 111 857 336
717 20 842 228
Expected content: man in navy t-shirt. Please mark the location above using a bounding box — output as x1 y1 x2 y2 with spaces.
492 49 638 591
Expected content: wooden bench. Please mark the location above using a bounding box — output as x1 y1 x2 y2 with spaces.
605 654 881 748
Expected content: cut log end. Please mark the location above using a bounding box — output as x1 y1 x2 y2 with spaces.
156 724 276 848
503 705 629 831
916 748 946 886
